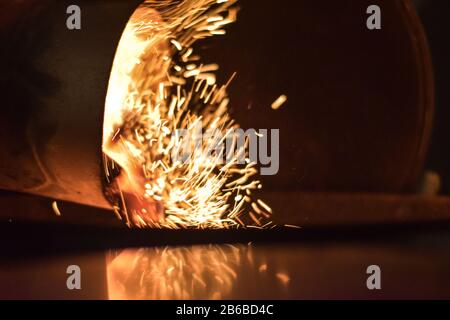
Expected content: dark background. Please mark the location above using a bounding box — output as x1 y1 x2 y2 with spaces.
198 0 436 194
414 0 450 194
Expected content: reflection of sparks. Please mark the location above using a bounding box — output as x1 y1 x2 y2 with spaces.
107 244 291 300
107 245 248 300
103 0 273 228
275 272 291 285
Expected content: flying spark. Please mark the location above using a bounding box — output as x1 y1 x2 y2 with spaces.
271 94 287 110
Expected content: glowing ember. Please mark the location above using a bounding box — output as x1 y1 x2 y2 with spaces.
103 0 273 228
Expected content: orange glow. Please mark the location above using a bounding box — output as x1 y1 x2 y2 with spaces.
103 0 273 228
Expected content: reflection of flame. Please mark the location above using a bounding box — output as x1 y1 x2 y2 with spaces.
103 0 273 228
107 244 291 300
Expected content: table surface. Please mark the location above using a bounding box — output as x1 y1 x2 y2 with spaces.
1 222 449 300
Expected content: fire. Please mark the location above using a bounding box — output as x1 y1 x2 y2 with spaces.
103 0 273 228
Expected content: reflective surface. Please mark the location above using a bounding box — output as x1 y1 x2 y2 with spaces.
2 238 450 299
107 244 292 300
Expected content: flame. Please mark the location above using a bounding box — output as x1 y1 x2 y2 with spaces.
103 0 272 228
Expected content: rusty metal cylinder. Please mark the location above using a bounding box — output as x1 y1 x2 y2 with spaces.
0 0 142 208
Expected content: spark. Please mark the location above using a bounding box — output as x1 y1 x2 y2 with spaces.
271 94 287 110
284 224 302 229
103 0 273 229
52 201 61 216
